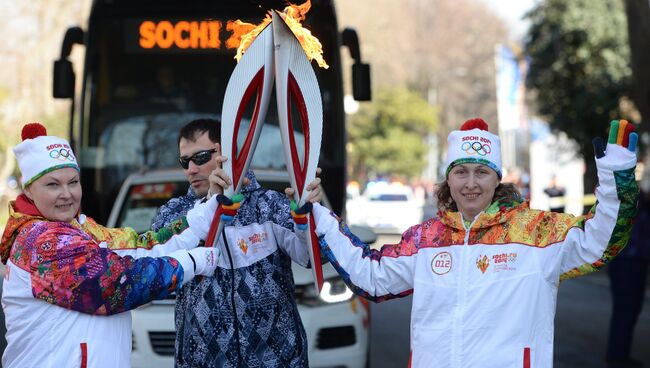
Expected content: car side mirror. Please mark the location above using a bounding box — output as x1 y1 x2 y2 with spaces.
53 59 75 98
53 26 84 99
352 63 371 101
341 28 371 101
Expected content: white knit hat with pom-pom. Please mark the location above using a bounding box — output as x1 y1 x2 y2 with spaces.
13 122 79 187
445 118 502 178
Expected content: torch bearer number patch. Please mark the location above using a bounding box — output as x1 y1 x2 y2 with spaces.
431 252 452 275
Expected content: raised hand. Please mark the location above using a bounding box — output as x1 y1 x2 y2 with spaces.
207 155 251 197
593 119 638 159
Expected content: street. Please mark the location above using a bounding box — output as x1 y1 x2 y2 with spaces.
367 234 650 368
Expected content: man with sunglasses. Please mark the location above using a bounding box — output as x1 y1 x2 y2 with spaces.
151 119 221 231
151 118 320 367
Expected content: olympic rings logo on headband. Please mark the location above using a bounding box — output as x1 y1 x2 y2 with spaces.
461 141 491 156
49 148 75 161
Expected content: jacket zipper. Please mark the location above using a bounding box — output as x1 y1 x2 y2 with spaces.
453 215 477 368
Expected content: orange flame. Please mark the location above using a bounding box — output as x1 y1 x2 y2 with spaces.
227 0 329 69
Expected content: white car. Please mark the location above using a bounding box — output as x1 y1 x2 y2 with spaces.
351 181 423 234
106 169 374 368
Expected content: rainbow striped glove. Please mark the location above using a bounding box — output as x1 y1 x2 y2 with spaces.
593 119 638 158
216 193 244 223
290 200 313 231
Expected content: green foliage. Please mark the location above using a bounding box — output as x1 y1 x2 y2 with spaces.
347 87 438 182
525 0 631 155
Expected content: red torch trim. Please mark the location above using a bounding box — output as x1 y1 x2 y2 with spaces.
232 67 266 186
286 71 311 196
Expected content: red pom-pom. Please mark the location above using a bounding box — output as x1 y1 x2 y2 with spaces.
460 118 488 131
21 123 47 141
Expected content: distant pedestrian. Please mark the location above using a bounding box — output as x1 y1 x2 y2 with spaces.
544 175 566 213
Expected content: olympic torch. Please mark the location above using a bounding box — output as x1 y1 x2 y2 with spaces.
272 11 324 292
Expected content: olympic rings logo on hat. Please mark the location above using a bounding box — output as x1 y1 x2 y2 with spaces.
49 148 75 161
461 141 491 156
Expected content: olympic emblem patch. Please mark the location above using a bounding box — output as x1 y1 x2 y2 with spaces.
461 141 491 156
431 252 452 275
460 134 493 157
49 148 75 161
46 143 76 162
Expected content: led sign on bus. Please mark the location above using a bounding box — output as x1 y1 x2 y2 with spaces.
138 20 240 50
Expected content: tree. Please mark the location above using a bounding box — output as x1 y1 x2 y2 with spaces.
0 0 90 144
337 0 508 143
524 0 631 192
624 0 650 130
347 87 438 183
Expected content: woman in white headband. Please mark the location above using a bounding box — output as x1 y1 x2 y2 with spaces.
309 118 639 368
0 123 220 368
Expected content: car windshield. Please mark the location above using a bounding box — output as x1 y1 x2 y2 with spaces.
118 180 189 233
98 112 303 171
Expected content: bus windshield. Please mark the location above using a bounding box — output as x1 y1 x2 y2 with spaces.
83 17 300 171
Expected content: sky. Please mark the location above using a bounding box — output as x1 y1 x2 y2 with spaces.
480 0 540 39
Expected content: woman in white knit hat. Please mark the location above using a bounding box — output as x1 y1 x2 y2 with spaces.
0 123 221 368
308 118 639 368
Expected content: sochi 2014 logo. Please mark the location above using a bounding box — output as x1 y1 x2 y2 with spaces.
47 143 76 162
460 135 492 156
476 255 490 274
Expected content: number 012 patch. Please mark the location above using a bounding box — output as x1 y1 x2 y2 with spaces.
431 252 452 275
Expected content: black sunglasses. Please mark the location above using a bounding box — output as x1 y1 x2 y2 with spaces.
178 148 218 169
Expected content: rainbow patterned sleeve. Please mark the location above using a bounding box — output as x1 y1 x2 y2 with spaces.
23 221 184 315
82 216 189 251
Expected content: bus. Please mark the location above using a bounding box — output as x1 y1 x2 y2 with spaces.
53 0 371 224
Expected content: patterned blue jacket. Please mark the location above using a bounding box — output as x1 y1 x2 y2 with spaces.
151 171 310 368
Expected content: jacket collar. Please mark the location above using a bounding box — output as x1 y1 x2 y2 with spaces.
1 200 45 264
13 193 42 217
439 199 526 230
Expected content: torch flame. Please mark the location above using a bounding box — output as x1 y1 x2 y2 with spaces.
227 0 329 69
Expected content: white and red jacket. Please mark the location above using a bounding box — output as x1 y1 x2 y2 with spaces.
0 195 218 368
312 146 638 368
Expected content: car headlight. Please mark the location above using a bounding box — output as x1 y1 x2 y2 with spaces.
295 276 354 306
